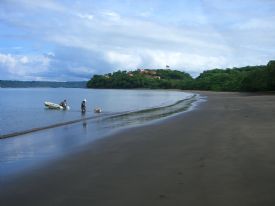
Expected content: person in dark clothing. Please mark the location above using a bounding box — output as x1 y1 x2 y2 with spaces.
60 99 67 108
81 99 86 113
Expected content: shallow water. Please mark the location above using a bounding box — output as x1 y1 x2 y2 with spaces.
0 88 193 136
0 88 201 177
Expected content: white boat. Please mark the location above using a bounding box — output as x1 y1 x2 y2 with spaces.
44 101 69 110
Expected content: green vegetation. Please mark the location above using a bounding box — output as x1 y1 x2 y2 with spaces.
87 69 192 89
0 81 87 88
87 61 275 92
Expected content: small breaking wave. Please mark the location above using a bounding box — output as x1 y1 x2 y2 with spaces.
101 94 200 129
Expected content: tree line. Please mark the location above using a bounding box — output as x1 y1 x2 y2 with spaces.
87 61 275 92
0 81 87 88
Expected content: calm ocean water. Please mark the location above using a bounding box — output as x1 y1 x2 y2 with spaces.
0 88 195 136
0 88 201 177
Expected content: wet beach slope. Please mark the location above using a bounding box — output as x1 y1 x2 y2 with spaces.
1 91 275 206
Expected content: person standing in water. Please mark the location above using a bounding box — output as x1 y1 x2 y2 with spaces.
60 99 67 108
81 99 86 113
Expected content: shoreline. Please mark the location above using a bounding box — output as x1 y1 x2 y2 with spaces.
1 91 275 205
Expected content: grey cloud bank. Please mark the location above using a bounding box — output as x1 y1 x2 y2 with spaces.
0 0 274 81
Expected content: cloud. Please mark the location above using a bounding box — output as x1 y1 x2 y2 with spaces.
43 46 113 81
0 0 275 80
232 17 275 30
0 53 17 69
6 0 66 12
77 13 94 21
105 51 142 69
45 52 55 58
0 53 50 80
104 49 227 74
101 11 121 21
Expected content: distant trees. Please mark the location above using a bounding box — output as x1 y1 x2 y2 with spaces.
87 61 275 92
238 61 275 91
241 67 268 91
155 69 192 81
0 80 87 88
267 60 275 90
192 66 267 91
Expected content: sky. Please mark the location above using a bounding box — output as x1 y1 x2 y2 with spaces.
0 0 275 81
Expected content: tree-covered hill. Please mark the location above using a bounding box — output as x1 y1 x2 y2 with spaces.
87 69 193 89
193 61 275 91
87 61 275 92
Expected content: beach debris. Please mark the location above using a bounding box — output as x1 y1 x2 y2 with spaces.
94 107 102 113
159 194 167 198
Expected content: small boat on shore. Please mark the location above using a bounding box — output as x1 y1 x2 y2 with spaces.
44 101 70 110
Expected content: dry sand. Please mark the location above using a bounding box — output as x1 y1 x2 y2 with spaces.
1 91 275 206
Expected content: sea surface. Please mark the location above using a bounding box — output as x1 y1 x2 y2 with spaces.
0 88 201 177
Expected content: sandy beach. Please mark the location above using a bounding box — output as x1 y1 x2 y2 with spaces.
1 91 275 206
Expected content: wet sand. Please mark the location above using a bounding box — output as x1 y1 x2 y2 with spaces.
1 91 275 206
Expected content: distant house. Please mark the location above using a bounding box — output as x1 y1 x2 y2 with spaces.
137 68 145 73
153 76 161 80
138 69 157 74
137 69 161 79
143 70 149 74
